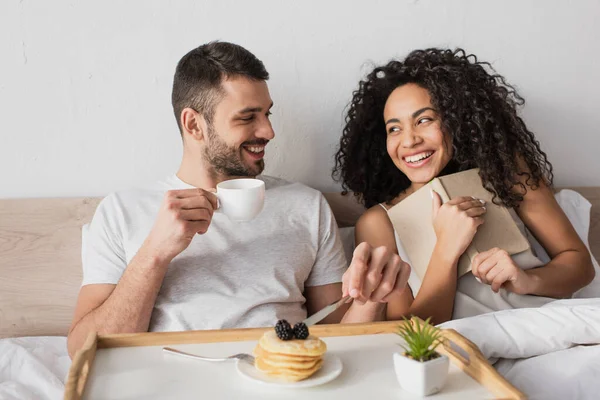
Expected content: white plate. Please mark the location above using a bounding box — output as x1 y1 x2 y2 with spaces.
236 353 343 388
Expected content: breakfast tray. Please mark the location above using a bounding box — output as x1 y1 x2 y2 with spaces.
64 321 525 400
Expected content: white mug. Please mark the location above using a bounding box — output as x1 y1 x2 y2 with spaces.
215 178 265 221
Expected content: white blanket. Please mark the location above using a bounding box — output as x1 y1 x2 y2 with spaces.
0 336 69 400
441 298 600 399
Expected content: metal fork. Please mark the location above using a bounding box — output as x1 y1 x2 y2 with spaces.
163 347 255 365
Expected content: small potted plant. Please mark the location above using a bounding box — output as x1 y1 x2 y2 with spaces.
393 317 449 396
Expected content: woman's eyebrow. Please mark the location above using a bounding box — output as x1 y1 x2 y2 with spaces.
412 107 436 118
385 107 436 125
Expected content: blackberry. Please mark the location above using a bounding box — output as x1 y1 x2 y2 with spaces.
274 319 293 340
293 322 309 340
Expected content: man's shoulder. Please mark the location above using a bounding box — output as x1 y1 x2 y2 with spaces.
95 178 173 216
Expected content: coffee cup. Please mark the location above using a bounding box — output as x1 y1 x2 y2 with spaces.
215 178 265 221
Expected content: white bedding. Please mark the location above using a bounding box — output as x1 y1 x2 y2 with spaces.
440 298 600 400
495 345 600 400
1 299 599 399
0 336 69 400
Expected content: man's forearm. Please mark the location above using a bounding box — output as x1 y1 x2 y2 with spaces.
68 246 170 356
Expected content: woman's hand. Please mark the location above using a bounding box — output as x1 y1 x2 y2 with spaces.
431 191 487 262
471 247 534 294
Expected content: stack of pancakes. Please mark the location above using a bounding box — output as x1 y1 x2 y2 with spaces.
253 330 327 382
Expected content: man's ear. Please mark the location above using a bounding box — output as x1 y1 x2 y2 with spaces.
180 108 207 141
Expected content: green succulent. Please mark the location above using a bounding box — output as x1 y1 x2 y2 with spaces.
396 317 443 362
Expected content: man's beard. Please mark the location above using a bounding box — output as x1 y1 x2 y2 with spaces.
204 124 266 178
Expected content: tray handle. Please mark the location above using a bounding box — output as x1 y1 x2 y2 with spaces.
438 328 527 400
64 331 98 400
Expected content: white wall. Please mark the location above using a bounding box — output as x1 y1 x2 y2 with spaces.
1 0 599 198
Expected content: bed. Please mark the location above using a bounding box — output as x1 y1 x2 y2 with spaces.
1 188 599 399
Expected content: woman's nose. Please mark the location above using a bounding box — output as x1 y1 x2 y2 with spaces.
401 128 419 148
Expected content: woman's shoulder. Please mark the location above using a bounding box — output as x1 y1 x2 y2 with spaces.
356 204 397 248
356 204 395 232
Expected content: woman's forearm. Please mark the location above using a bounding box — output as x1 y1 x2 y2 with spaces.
525 249 595 298
408 245 459 325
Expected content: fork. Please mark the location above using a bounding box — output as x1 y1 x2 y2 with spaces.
163 347 255 365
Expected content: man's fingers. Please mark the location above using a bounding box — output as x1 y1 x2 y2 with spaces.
347 260 369 304
178 208 212 222
204 191 219 210
179 194 217 212
184 190 218 210
190 220 211 235
352 242 372 265
168 188 203 198
380 262 411 303
342 273 349 297
359 247 390 301
398 261 411 292
369 255 403 302
167 189 219 209
348 243 372 300
359 246 391 300
348 259 369 304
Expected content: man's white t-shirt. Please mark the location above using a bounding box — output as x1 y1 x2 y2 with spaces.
82 175 348 332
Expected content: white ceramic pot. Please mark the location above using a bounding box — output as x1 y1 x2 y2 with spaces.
393 352 449 396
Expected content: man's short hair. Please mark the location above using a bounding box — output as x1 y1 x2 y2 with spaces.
171 41 269 134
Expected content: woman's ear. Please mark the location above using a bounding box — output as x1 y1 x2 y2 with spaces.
180 108 207 142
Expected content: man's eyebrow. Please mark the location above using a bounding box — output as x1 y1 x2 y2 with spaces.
237 102 274 114
385 107 436 125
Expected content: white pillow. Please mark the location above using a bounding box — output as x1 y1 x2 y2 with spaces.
439 298 600 361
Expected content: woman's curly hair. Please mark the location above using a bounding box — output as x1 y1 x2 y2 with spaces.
333 48 553 209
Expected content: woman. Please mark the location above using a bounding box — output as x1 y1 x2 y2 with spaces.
333 48 594 324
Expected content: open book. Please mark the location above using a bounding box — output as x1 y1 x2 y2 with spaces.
386 168 533 280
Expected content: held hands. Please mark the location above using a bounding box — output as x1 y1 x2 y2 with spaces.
145 189 218 262
431 190 487 262
342 242 411 305
471 247 533 294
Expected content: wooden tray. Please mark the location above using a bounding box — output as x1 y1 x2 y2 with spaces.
64 320 525 400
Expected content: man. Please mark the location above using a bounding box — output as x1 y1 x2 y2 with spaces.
67 41 411 357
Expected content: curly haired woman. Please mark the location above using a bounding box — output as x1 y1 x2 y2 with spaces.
333 49 595 324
